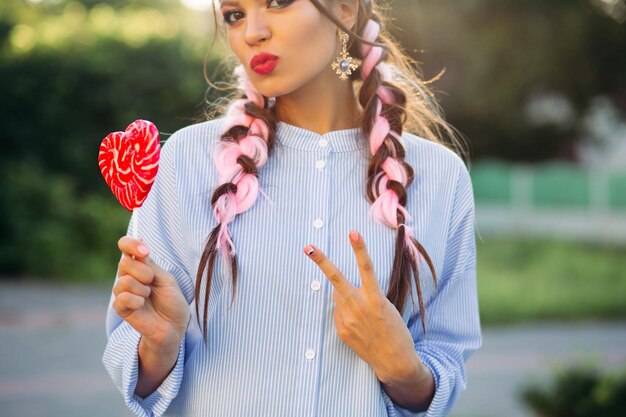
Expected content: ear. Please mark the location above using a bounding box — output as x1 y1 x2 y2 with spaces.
334 0 360 32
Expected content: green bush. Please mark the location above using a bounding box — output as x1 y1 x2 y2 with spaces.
0 161 129 281
0 37 215 192
0 20 221 281
520 365 626 417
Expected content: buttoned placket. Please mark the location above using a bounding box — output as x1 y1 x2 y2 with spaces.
300 134 334 417
309 137 329 302
274 121 365 417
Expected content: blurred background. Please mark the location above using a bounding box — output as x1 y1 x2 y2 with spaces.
1 0 625 416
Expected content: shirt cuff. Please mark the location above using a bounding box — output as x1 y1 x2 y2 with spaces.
380 351 453 417
380 383 426 417
106 321 186 417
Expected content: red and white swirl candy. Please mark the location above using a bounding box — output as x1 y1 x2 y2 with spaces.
98 120 160 212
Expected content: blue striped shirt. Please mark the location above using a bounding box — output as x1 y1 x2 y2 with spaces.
102 119 481 417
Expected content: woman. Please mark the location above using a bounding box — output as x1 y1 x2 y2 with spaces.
103 0 481 416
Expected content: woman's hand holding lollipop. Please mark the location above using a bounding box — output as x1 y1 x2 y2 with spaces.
115 236 190 351
99 120 190 397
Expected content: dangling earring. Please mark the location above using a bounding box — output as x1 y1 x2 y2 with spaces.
331 29 359 81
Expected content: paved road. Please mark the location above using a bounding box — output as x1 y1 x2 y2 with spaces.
1 281 625 417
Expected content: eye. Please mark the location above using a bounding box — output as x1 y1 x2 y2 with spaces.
222 10 243 25
267 0 294 8
222 0 294 25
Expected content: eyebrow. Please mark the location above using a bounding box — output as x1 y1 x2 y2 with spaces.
220 0 266 8
220 0 240 7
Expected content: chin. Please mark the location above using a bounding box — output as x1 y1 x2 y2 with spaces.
249 72 302 98
252 82 291 100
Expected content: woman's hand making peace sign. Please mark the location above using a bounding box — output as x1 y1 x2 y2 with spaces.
304 230 435 411
304 230 421 385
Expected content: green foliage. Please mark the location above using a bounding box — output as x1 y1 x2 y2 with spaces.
0 1 223 281
0 161 129 280
391 0 626 161
0 37 216 192
520 365 626 417
477 238 626 323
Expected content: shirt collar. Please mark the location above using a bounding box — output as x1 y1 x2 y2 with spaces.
275 121 368 153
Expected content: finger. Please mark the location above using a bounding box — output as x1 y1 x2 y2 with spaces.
112 291 145 316
304 244 356 299
348 230 382 294
113 274 151 299
117 236 164 280
118 255 155 286
118 235 150 261
332 287 346 305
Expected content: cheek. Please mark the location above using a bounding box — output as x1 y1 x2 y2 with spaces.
281 26 337 78
289 20 336 61
227 32 244 62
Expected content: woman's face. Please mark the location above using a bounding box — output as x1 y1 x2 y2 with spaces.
219 0 342 98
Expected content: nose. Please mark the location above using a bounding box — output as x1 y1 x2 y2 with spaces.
244 11 271 46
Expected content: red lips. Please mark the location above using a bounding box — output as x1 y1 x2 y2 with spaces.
250 53 279 75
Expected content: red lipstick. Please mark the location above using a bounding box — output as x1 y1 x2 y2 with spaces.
250 53 279 75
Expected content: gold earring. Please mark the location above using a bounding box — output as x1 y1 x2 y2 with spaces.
331 29 359 81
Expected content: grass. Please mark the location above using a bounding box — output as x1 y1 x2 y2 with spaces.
476 237 626 324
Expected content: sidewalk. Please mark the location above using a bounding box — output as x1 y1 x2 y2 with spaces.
1 281 625 417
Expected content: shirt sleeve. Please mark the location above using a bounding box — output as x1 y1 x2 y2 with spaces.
101 133 196 417
381 157 482 417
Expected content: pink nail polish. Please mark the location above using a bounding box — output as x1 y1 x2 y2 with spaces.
137 245 149 256
349 230 359 242
304 245 315 255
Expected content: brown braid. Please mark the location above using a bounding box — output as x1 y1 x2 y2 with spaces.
356 11 438 334
195 97 278 341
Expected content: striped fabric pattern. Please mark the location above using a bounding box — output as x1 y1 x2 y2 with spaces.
102 119 482 417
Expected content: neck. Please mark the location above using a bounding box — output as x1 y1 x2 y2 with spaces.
274 70 362 135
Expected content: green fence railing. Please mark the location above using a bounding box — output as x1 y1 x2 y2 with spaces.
470 161 626 211
609 174 626 209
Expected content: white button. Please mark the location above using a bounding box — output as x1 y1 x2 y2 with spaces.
313 218 324 229
305 349 316 360
318 138 329 148
310 280 321 291
315 160 326 169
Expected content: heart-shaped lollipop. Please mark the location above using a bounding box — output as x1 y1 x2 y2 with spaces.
98 120 160 212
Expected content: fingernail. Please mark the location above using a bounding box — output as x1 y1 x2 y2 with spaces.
304 245 315 256
349 230 359 242
137 245 149 256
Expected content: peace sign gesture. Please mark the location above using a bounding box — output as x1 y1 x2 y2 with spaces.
303 230 420 385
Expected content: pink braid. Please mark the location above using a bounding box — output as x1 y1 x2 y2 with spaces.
212 65 271 263
361 19 421 262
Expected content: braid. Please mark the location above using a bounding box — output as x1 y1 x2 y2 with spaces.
197 6 450 339
195 65 277 341
359 18 437 335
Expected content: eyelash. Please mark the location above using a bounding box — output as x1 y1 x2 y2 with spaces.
222 0 294 25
